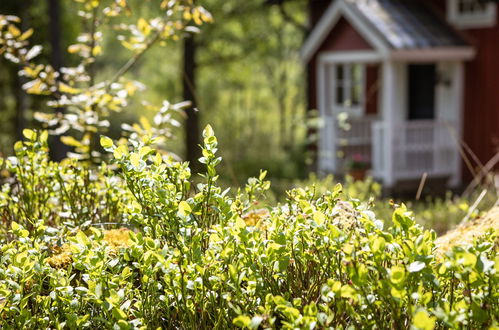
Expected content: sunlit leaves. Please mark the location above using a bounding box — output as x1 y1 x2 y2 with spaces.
178 201 192 217
390 265 406 285
1 0 208 161
413 309 436 330
100 136 114 150
0 130 497 328
129 153 140 169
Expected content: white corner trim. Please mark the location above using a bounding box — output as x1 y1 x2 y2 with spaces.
301 0 390 63
302 0 343 63
447 0 497 29
340 1 390 56
319 50 382 64
390 47 476 62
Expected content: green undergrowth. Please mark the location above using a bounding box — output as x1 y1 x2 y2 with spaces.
0 129 497 329
286 174 497 235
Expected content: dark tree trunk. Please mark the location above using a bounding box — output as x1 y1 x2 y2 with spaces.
48 0 69 161
12 0 31 143
183 34 201 173
13 70 27 143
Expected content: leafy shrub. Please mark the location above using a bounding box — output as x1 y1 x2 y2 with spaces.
0 128 497 329
288 174 496 235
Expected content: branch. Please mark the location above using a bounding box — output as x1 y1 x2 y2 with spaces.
106 28 164 90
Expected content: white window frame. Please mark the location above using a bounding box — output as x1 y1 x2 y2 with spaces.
447 0 497 28
330 63 365 117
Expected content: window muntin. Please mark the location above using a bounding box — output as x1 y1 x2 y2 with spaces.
332 63 364 116
458 0 487 15
448 0 497 28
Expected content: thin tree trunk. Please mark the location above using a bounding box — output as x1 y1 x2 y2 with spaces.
13 70 27 142
48 0 69 161
183 34 201 173
13 0 31 142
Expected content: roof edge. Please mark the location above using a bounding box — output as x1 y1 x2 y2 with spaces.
301 0 390 63
390 47 476 62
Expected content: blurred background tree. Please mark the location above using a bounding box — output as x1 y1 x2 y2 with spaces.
0 0 309 183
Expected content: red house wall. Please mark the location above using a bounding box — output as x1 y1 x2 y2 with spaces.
422 0 499 174
365 64 379 115
462 20 499 175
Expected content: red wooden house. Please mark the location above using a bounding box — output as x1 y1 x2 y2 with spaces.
303 0 499 189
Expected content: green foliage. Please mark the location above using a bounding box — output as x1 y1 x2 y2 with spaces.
0 128 497 329
287 174 496 234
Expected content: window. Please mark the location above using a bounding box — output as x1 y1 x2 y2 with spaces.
448 0 497 28
332 63 364 116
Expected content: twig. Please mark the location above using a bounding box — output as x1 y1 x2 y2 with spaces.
461 188 487 224
107 28 164 89
462 151 499 198
415 172 427 201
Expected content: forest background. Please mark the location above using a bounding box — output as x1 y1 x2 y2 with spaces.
0 0 309 187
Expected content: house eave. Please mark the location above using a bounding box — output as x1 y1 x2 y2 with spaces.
390 47 476 62
301 0 389 63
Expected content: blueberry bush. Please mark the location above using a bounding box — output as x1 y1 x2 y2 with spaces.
0 128 497 329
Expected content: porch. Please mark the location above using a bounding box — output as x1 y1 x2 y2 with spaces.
317 58 467 189
302 0 475 190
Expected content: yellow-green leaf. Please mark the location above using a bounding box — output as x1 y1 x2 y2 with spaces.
130 153 140 168
413 309 436 330
178 201 191 217
100 136 114 149
22 129 36 140
313 211 325 225
390 265 406 285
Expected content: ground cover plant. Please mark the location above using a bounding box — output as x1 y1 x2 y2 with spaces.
0 128 497 329
286 174 498 235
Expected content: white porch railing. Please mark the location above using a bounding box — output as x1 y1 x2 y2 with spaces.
372 120 459 182
335 117 374 171
319 116 375 173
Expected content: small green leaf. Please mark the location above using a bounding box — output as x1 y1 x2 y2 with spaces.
130 153 140 168
313 211 325 225
178 201 192 217
372 237 386 253
11 222 20 231
390 265 406 285
76 231 90 246
100 136 114 149
413 309 436 330
112 307 127 320
22 129 36 140
203 124 214 138
233 315 251 328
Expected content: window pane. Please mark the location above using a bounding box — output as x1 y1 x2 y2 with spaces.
336 85 344 105
351 64 362 106
351 64 362 84
351 84 361 106
335 65 344 105
458 0 486 14
336 65 344 82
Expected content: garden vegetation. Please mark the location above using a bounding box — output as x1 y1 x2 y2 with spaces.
0 128 497 329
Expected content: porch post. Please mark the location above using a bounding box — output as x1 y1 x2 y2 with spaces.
381 60 397 188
